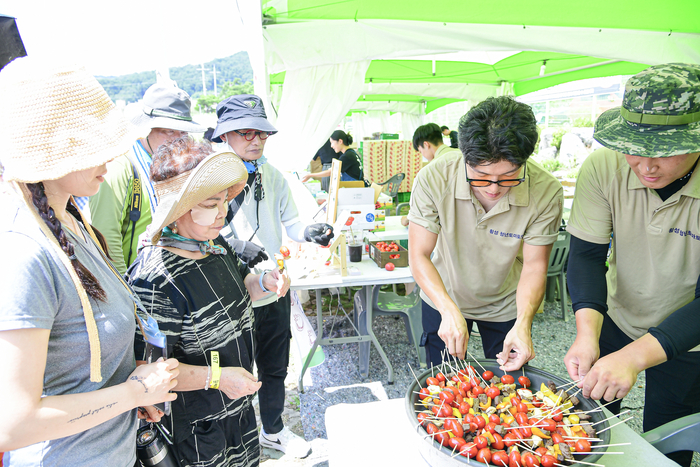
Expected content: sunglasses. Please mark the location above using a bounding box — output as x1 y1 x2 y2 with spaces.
466 162 527 187
234 129 270 141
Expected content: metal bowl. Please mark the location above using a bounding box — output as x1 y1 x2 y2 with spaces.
404 360 611 466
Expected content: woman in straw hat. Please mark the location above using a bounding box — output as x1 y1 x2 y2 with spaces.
127 136 290 467
0 58 179 466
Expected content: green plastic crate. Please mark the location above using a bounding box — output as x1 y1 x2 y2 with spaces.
397 192 411 203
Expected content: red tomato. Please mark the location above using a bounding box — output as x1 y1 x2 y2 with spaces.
492 451 509 466
464 365 476 375
459 442 478 458
436 372 447 382
439 391 455 405
425 422 438 435
474 435 488 450
453 393 464 405
418 387 430 400
385 262 395 271
476 448 492 465
511 396 522 406
519 427 532 438
446 418 464 438
501 374 515 384
517 402 529 414
449 436 467 449
518 376 532 388
472 385 484 396
469 377 480 388
491 433 505 450
438 405 452 418
482 370 494 381
515 413 529 425
489 413 501 424
486 386 501 399
425 376 439 386
522 452 541 467
575 439 592 453
468 422 479 433
435 431 451 446
551 409 564 422
535 447 548 457
503 433 518 447
486 422 498 434
540 454 557 467
417 412 430 424
451 375 461 384
540 418 557 432
459 401 471 414
475 415 486 430
509 450 522 467
551 433 565 445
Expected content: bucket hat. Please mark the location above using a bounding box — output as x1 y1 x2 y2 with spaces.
211 94 278 143
149 150 248 244
594 63 700 157
0 57 134 183
131 82 205 133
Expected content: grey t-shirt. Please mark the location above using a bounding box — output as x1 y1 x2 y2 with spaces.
0 196 138 467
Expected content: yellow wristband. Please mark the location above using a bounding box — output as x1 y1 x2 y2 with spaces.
210 351 221 389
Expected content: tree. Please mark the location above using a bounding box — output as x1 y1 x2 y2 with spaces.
196 78 255 113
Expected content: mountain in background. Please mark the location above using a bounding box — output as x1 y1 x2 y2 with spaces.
97 51 253 103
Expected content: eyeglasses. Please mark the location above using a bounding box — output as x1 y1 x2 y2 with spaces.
466 162 527 187
234 129 270 141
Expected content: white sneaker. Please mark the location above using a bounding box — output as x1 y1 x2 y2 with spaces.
259 426 311 458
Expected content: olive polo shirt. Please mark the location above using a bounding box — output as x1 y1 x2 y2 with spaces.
433 144 460 161
408 152 563 321
567 148 700 345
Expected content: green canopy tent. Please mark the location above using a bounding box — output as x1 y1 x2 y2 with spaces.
238 0 700 170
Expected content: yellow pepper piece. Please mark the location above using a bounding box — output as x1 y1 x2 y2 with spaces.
569 414 580 424
503 415 515 425
479 396 492 410
469 408 475 415
453 408 462 419
483 431 496 444
532 427 551 439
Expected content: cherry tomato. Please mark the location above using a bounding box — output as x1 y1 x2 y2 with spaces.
439 391 455 405
468 422 479 433
449 436 467 449
519 427 532 438
540 454 557 467
459 401 471 414
518 376 531 388
451 375 461 384
535 447 548 457
515 413 529 425
510 396 522 406
501 374 515 384
464 365 476 375
435 431 450 446
279 246 290 257
459 442 478 458
492 450 509 466
426 376 439 386
447 418 464 438
476 448 492 464
474 435 488 450
551 408 564 422
503 432 518 447
417 412 430 424
524 452 541 467
437 405 452 418
453 393 464 406
385 262 395 271
551 433 565 445
486 386 501 399
482 370 495 381
469 377 480 388
539 418 557 432
575 438 592 453
508 450 522 467
517 402 529 414
425 422 438 435
418 387 430 400
472 385 485 396
475 415 486 430
486 422 498 434
491 432 505 450
436 372 446 382
489 413 501 424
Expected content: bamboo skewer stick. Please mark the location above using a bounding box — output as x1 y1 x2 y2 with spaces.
555 461 604 467
407 362 422 387
591 410 631 427
572 451 624 455
581 398 620 414
590 443 631 448
556 379 582 390
597 416 634 434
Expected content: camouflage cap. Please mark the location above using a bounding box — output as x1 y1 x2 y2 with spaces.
594 63 700 157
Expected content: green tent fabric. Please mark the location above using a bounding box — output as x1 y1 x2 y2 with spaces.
240 0 700 169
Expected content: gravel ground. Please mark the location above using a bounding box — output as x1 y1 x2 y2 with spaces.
256 287 697 467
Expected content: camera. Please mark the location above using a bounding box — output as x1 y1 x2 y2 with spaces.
136 424 179 467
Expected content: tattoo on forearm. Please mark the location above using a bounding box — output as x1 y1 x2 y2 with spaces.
130 376 149 393
68 402 118 423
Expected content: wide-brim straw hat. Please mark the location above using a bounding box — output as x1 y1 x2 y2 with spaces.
0 57 134 182
131 82 206 134
593 63 700 157
150 150 248 244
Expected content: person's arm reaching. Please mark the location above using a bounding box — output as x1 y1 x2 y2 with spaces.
300 169 331 183
498 242 552 371
408 222 469 359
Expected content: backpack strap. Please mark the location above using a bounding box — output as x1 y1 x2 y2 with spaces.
126 162 142 267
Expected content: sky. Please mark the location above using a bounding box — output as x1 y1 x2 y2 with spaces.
1 0 249 76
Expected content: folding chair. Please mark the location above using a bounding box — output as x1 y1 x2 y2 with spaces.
546 229 571 320
642 412 700 456
378 173 405 214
